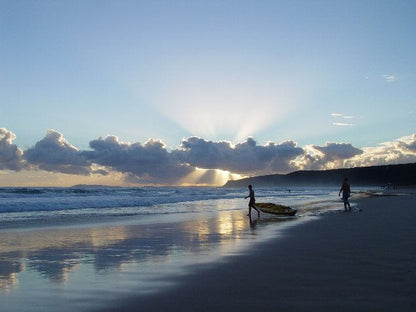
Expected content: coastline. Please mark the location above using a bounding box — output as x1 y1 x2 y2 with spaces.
101 190 416 311
1 188 415 311
0 198 301 312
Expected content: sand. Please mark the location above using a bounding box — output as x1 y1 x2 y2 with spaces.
101 191 416 312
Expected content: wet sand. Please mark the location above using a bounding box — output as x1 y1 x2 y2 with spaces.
102 191 416 311
0 208 284 312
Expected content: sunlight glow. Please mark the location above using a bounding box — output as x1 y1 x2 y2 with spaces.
216 211 246 240
178 167 244 186
0 272 19 294
148 68 298 143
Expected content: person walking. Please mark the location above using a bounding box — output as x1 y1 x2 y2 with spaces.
245 185 260 217
339 177 351 211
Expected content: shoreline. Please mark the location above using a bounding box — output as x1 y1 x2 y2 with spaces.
100 190 416 311
0 204 301 311
1 188 415 311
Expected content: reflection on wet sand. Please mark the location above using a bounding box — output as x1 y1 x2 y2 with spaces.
181 211 248 244
0 210 262 295
0 266 20 293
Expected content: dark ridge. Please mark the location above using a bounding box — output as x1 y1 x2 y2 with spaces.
223 163 416 188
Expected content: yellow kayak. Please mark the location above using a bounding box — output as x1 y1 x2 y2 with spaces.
255 202 297 216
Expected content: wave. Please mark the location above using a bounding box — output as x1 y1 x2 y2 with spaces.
0 186 342 224
0 187 238 214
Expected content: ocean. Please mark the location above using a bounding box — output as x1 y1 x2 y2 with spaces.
0 186 343 227
0 186 350 311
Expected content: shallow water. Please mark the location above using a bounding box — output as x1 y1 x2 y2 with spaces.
0 186 356 311
0 210 302 311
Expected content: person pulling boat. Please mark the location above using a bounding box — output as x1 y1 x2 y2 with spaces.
245 185 260 218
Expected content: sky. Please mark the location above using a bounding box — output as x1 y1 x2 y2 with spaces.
1 0 415 186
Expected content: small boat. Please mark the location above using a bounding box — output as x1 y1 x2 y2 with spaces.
255 202 297 216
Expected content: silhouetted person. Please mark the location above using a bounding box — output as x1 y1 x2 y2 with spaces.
339 177 351 211
245 185 260 217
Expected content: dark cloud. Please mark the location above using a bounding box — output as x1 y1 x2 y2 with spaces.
176 137 304 174
91 169 109 176
312 143 363 161
298 143 363 170
0 128 25 171
24 130 92 175
3 127 415 185
84 136 194 184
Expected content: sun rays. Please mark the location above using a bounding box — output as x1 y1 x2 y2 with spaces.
178 167 244 186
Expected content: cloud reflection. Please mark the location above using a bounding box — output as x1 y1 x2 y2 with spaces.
0 210 259 294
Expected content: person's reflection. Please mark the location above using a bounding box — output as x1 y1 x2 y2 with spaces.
248 214 258 229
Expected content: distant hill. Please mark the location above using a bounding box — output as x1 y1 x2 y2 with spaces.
70 184 120 188
223 163 416 188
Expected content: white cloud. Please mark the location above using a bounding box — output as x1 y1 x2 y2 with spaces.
345 134 416 167
0 128 25 171
396 134 416 153
333 122 354 127
300 135 416 171
382 74 398 82
331 113 356 127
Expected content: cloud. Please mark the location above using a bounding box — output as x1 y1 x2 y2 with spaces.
92 169 109 176
2 128 416 186
176 137 304 175
382 74 398 82
0 128 25 171
297 142 363 170
84 136 194 184
345 134 416 167
313 143 363 161
24 130 92 175
331 113 355 126
396 134 416 153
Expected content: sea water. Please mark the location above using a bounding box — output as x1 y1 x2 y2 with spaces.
0 186 351 311
0 186 344 227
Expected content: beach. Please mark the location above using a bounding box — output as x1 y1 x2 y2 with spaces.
100 190 416 312
1 188 415 311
